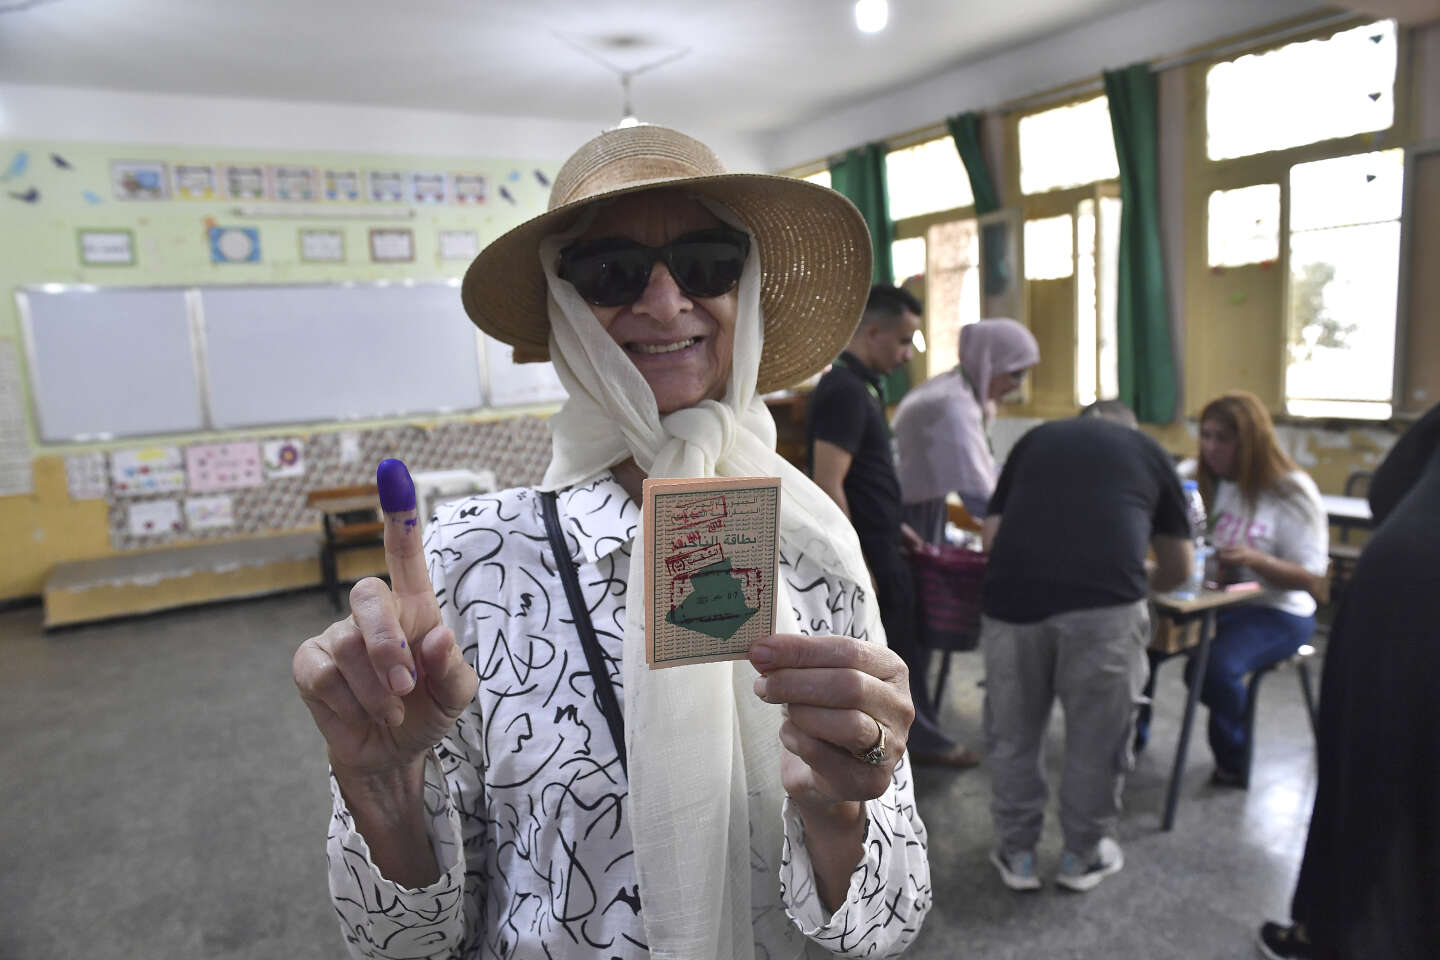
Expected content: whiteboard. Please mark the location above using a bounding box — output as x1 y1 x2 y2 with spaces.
18 287 204 442
483 335 568 407
200 284 484 428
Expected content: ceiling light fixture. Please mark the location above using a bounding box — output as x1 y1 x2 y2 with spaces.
854 0 888 34
553 32 691 130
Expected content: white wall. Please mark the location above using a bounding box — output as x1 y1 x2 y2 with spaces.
0 84 768 172
759 0 1325 170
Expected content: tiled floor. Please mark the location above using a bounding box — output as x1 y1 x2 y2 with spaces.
0 591 1319 959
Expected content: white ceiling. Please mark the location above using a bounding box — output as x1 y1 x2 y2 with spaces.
0 0 1155 137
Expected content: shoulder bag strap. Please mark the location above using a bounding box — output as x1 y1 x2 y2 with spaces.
538 490 628 779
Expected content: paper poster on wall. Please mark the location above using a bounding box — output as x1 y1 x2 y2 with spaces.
112 445 186 496
173 164 218 200
65 451 109 500
368 170 407 203
210 226 261 264
299 229 344 263
111 160 169 201
339 430 362 463
484 335 568 407
224 164 268 200
453 173 486 204
438 230 478 262
78 229 135 266
0 341 32 496
272 165 318 201
184 494 235 530
369 228 414 262
412 171 447 204
324 169 361 201
186 441 264 492
262 438 305 477
128 499 183 537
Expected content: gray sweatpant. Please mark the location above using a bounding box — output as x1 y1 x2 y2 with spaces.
981 601 1149 860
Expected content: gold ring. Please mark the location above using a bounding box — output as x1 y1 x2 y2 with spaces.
854 715 886 766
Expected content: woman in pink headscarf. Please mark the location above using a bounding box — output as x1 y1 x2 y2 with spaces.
892 318 1041 543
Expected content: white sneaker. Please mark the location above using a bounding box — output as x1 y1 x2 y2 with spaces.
989 848 1041 891
1055 837 1124 892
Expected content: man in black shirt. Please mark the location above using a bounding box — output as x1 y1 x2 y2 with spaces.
807 285 980 768
980 401 1192 892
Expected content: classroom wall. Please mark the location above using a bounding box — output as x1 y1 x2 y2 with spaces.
0 135 565 601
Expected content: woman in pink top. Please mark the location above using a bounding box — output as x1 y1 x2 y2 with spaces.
892 318 1040 543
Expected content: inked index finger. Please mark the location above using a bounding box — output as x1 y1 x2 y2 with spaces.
376 458 436 606
748 633 901 681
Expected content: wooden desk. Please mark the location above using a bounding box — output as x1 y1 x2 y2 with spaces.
1321 494 1373 529
1147 587 1265 831
306 484 383 610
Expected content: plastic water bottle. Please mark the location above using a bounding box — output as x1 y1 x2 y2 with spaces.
1176 481 1208 598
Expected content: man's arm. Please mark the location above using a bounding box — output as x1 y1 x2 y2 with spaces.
1150 535 1194 592
811 439 853 518
981 514 1001 553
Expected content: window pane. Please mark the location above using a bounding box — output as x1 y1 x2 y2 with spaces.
1208 184 1280 267
801 169 832 189
886 136 974 220
1097 195 1122 401
1285 221 1400 410
891 236 926 285
925 219 980 375
1206 20 1396 161
1290 149 1404 231
1024 214 1074 280
1018 97 1119 195
1076 200 1097 406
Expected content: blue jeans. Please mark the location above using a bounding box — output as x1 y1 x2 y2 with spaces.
1183 606 1315 773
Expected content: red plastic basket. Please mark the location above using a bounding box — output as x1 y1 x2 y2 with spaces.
909 543 987 651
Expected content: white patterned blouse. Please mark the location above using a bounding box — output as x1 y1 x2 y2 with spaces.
324 471 931 959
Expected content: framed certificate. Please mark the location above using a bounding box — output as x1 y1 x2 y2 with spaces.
369 228 414 262
299 229 345 263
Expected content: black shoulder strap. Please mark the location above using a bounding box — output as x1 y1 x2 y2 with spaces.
538 490 628 779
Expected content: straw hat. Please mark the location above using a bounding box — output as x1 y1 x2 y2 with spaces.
461 125 873 394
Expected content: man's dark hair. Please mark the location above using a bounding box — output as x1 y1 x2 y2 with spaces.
1080 399 1139 429
860 284 923 330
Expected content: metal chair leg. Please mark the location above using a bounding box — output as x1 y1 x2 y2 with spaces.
1241 667 1271 790
932 650 953 715
1297 661 1320 739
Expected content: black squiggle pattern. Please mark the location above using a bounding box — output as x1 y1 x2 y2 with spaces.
325 472 930 958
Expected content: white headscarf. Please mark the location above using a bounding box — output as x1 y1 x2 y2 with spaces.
538 197 880 960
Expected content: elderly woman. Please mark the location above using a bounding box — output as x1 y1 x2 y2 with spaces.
892 318 1040 542
292 126 928 960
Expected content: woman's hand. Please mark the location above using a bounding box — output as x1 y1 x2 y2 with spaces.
1217 543 1264 573
293 461 478 784
748 633 915 810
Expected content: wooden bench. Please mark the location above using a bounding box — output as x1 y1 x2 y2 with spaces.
43 533 320 628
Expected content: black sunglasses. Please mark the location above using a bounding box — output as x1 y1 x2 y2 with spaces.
557 226 751 307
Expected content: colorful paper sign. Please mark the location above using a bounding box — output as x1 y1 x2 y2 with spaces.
173 164 218 199
210 226 260 264
368 170 407 203
324 169 361 201
111 161 169 200
453 173 486 204
184 494 235 530
186 441 264 493
262 438 305 477
128 499 183 537
272 165 318 201
412 171 446 203
65 451 109 500
224 165 268 200
112 445 186 496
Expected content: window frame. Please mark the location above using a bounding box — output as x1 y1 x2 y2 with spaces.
1185 15 1415 421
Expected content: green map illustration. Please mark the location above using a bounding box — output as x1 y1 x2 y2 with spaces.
666 558 759 640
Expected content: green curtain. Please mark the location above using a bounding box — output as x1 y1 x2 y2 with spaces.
830 142 907 400
946 111 1014 300
1104 64 1178 423
945 112 1000 215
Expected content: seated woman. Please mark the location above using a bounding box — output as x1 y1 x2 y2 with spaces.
892 318 1040 541
1188 391 1329 785
291 125 928 959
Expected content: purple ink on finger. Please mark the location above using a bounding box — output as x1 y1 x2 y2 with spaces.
377 458 416 513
